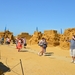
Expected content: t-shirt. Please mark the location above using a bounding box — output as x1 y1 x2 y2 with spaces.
6 38 10 42
68 39 75 49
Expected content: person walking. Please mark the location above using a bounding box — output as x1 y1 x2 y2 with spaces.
17 38 22 52
38 38 47 56
67 35 75 63
23 38 27 48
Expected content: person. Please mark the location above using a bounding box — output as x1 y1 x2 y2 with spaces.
15 38 18 49
6 37 11 45
17 38 22 52
0 37 4 45
38 38 47 56
66 35 75 63
0 37 2 44
23 38 27 48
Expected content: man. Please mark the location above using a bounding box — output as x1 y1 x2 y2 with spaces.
67 35 75 63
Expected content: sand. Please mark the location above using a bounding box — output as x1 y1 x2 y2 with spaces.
0 44 75 75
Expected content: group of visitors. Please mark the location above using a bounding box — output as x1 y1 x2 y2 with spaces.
15 37 27 52
0 36 27 52
0 36 11 45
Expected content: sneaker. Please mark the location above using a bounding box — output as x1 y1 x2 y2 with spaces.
38 53 41 56
71 60 74 63
74 61 75 64
38 53 42 56
43 53 46 56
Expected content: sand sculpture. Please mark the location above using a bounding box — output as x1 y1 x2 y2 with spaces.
60 28 75 49
4 30 14 39
29 30 60 46
17 32 32 40
29 31 42 45
0 30 14 40
59 34 70 49
0 32 4 37
42 30 60 46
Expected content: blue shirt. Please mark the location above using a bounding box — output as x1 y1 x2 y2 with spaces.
68 39 75 49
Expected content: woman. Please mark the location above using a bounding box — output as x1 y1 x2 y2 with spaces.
17 39 22 52
38 38 47 56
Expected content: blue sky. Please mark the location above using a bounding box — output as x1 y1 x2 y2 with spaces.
0 0 75 35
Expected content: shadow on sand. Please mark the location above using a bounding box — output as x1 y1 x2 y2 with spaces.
0 62 10 75
19 50 28 52
45 52 54 56
23 47 30 49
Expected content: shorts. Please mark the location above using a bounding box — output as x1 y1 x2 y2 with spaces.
7 42 10 44
70 49 75 57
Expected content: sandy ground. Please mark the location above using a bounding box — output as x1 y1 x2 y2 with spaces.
0 44 75 75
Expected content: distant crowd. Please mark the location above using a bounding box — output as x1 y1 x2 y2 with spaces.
0 37 11 45
0 37 27 51
0 36 47 55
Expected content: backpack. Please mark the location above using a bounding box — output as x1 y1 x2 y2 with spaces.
43 44 47 48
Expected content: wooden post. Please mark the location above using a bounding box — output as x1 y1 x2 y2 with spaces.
20 59 24 75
